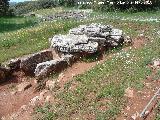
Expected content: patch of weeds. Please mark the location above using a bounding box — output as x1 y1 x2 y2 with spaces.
153 70 160 81
48 73 59 80
81 52 102 62
155 102 160 120
34 103 56 120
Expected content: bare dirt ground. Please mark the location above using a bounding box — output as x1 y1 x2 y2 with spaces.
1 36 159 120
117 68 160 120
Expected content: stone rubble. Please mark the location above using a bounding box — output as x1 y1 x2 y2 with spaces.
20 49 53 75
0 23 132 80
50 23 129 53
37 10 92 21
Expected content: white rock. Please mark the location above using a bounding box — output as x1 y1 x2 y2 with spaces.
124 87 134 98
152 59 160 68
39 90 49 100
29 96 40 106
46 80 56 90
131 112 140 120
45 95 51 103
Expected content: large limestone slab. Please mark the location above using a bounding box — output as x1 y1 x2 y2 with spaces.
50 34 99 53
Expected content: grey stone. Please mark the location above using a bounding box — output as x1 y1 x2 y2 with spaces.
61 54 76 65
46 80 55 90
50 23 126 53
35 59 68 79
110 29 123 41
50 34 99 53
6 58 21 71
152 59 160 68
20 49 53 75
124 36 133 45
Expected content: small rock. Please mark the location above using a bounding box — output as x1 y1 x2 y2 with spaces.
152 59 160 68
45 95 51 103
124 36 133 45
6 58 21 71
145 83 152 88
131 112 140 120
29 96 40 106
46 80 55 90
11 90 17 95
17 82 32 92
19 105 28 113
40 90 48 100
126 106 130 110
125 87 134 98
58 73 64 82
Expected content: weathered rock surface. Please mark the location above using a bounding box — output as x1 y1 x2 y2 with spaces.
38 10 92 21
50 34 99 53
0 65 11 82
20 49 53 75
50 23 127 53
61 54 76 66
152 59 160 68
35 59 68 79
6 58 21 71
46 80 55 90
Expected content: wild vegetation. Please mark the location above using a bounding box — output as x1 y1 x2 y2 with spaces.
33 19 160 119
0 0 160 120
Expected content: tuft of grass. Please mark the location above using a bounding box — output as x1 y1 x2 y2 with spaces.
34 103 57 120
0 16 37 33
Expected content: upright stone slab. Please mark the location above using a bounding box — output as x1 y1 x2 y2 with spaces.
20 49 54 75
0 65 11 83
35 59 68 79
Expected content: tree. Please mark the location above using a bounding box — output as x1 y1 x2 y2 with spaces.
0 0 10 16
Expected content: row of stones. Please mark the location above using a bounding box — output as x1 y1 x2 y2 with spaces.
36 10 92 21
0 49 77 82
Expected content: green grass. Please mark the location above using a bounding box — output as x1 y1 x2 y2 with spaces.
91 10 160 20
33 19 160 119
0 8 160 63
0 16 37 34
0 8 160 119
0 15 158 63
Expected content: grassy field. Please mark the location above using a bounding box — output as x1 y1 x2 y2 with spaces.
0 9 160 62
0 8 160 119
24 9 159 120
32 19 160 119
0 16 37 34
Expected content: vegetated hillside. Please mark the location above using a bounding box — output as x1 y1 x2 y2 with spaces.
0 7 160 119
0 8 160 62
32 20 160 119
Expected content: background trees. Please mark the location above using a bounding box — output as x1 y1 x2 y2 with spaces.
0 0 10 16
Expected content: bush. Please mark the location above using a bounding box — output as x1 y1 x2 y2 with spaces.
0 0 9 16
12 0 58 15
